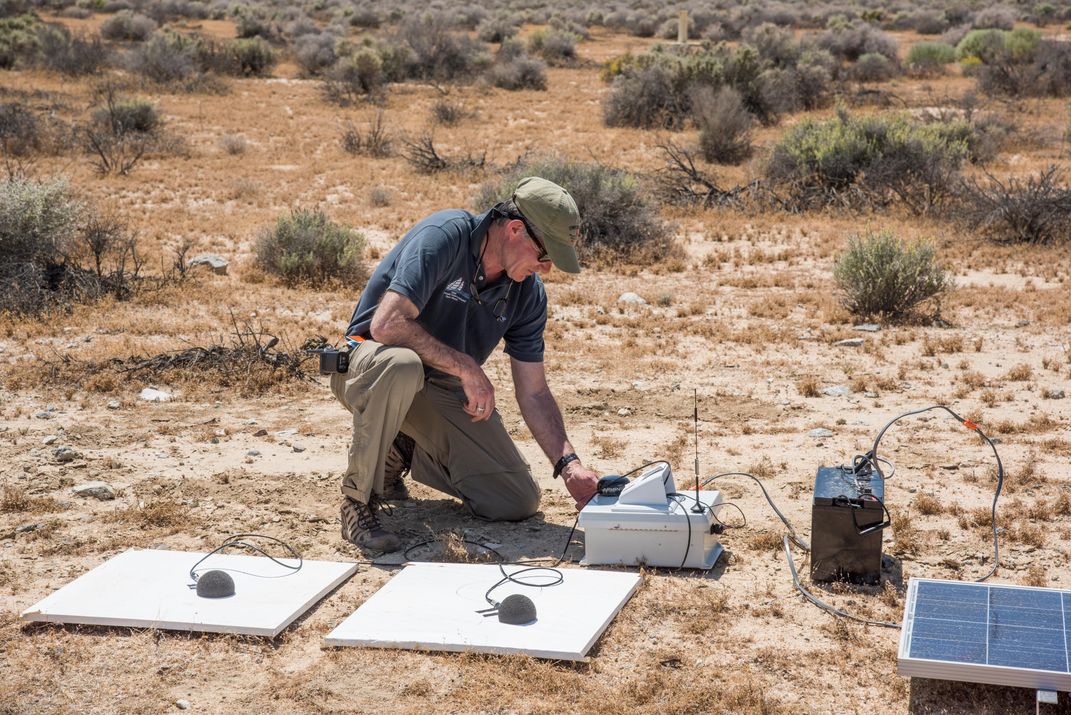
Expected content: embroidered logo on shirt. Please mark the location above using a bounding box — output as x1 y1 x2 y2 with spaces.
443 276 470 303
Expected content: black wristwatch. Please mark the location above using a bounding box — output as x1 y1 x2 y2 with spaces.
553 453 579 479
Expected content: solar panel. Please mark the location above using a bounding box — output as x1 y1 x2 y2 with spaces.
898 578 1071 692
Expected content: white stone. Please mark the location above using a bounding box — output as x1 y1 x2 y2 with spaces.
53 446 80 463
106 400 121 410
853 323 881 332
187 254 229 275
808 428 834 438
834 338 865 348
618 292 646 304
139 388 172 402
42 435 58 445
821 385 851 397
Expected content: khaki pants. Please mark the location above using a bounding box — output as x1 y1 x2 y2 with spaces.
329 340 541 521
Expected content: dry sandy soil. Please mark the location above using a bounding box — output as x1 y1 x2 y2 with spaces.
2 20 1071 715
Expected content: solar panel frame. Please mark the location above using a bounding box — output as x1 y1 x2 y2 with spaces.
898 577 1071 692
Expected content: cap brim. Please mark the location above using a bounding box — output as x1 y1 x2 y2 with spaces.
545 239 580 273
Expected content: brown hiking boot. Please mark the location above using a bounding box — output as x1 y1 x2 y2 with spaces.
340 495 401 552
382 432 415 501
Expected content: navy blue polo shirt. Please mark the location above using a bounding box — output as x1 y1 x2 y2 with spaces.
344 209 547 368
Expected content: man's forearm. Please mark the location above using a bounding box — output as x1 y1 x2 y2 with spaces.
517 387 576 464
371 312 472 378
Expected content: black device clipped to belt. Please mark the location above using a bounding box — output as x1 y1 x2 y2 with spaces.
553 453 579 479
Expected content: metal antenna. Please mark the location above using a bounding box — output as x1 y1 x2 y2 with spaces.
692 388 703 513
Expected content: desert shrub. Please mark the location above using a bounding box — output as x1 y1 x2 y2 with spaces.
658 14 696 40
743 22 800 68
323 49 384 105
956 166 1071 244
913 12 948 35
100 10 156 41
487 55 547 91
527 28 577 66
34 25 108 76
340 111 392 157
694 85 753 164
834 230 952 320
234 10 272 40
818 22 898 62
431 99 464 125
0 102 39 156
603 62 683 129
126 31 197 83
294 32 336 76
602 43 782 129
476 14 518 43
474 157 673 265
972 6 1017 30
0 177 79 268
767 110 970 212
0 178 135 316
84 90 163 175
228 37 275 76
396 13 489 83
956 29 1008 63
852 52 897 82
907 42 956 75
348 7 380 29
0 13 37 68
253 209 366 288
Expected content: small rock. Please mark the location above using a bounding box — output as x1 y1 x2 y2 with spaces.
106 400 121 410
834 338 865 348
253 429 268 437
139 387 172 402
175 699 191 711
863 391 878 398
42 435 58 445
822 385 851 397
274 428 298 437
188 253 229 275
617 408 631 416
53 446 80 463
244 419 257 425
16 523 41 534
73 481 115 500
246 450 261 457
292 445 305 453
631 381 648 391
34 411 53 420
1046 389 1065 400
853 323 881 332
1015 319 1030 328
209 437 219 444
618 292 646 305
808 428 834 438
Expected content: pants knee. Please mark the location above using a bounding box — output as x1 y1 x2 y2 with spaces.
469 478 541 522
382 347 424 389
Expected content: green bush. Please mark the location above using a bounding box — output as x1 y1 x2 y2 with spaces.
528 28 577 66
834 230 952 320
852 52 897 82
34 25 108 76
0 13 37 69
253 209 367 287
126 31 197 83
230 37 275 76
474 157 674 266
906 42 956 74
766 111 970 212
323 49 384 105
92 97 158 135
956 29 1007 63
0 177 79 267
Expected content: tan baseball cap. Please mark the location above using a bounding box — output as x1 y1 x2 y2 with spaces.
512 177 581 273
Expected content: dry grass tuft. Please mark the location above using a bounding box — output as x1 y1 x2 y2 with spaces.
797 375 820 398
1005 363 1034 381
0 486 62 514
912 493 943 516
107 500 192 529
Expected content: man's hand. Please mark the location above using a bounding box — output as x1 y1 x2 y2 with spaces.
561 460 599 510
459 359 495 422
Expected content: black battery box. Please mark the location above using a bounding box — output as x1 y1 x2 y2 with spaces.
810 465 887 584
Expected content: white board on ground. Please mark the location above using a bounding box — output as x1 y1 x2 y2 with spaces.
324 562 642 661
21 548 357 637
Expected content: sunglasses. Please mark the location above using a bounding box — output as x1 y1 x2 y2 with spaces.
516 215 550 263
470 279 513 323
